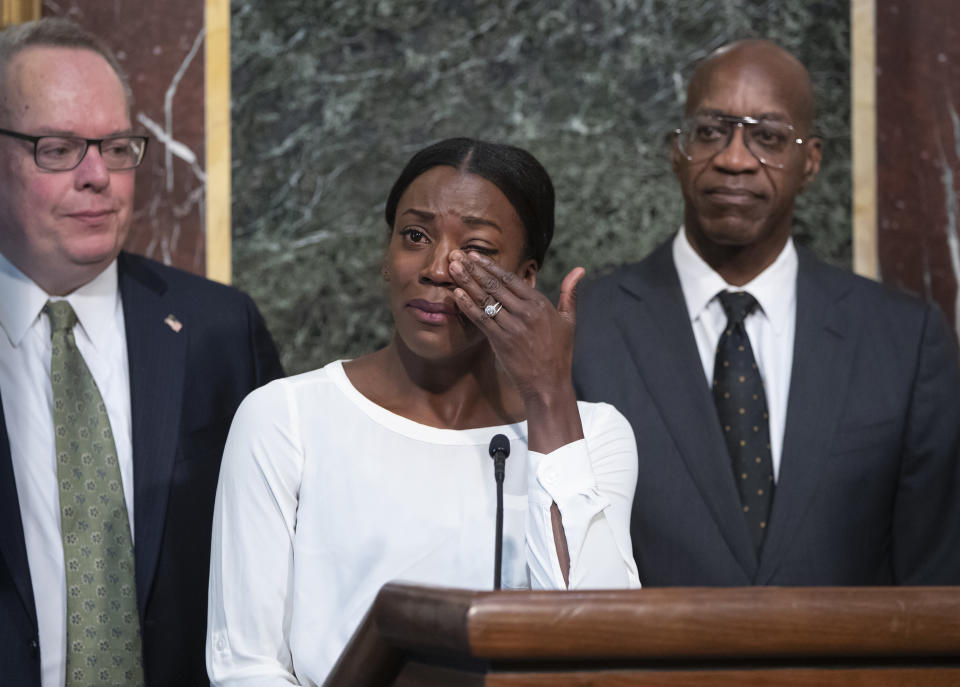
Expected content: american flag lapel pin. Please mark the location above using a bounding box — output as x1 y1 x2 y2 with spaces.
164 314 183 333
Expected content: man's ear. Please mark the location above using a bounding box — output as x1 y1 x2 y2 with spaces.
801 136 823 190
670 131 683 175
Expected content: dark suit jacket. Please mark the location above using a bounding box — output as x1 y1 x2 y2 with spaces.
573 241 960 586
0 252 284 686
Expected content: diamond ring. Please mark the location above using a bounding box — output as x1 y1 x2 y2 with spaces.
484 302 502 317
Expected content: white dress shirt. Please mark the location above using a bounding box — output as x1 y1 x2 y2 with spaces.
206 360 640 686
672 228 797 481
0 251 132 687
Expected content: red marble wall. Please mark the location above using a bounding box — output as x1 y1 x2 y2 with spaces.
877 0 960 334
43 1 207 275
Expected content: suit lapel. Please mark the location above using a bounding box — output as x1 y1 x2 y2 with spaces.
0 402 37 629
755 250 856 583
616 245 758 579
118 254 187 617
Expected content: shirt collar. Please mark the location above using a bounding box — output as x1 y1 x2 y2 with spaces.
0 250 120 350
0 251 49 347
672 226 798 334
65 261 121 353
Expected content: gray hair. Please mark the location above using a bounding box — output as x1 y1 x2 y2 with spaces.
0 18 132 114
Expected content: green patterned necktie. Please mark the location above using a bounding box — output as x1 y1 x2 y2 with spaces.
46 300 144 687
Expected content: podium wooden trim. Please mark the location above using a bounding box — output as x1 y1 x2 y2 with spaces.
325 584 960 685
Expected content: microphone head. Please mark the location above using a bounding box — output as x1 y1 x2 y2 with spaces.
488 433 511 459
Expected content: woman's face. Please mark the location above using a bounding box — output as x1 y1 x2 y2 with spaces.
385 165 538 362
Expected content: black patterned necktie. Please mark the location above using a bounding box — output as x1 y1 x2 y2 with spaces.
712 291 775 554
45 300 145 687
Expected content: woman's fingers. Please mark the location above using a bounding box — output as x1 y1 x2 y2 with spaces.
450 252 533 306
449 254 527 329
448 257 503 313
452 286 501 331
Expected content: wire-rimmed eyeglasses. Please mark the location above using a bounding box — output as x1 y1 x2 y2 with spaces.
0 127 149 171
675 114 808 169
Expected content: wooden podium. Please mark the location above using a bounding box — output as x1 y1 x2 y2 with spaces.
325 583 960 686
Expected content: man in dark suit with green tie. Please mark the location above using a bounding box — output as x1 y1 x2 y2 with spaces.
0 18 283 686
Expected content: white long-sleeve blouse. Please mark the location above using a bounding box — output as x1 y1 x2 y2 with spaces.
206 360 639 686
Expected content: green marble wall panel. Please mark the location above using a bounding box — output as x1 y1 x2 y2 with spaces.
232 0 851 373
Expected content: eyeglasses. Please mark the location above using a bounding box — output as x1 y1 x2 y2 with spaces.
675 114 807 169
0 127 149 171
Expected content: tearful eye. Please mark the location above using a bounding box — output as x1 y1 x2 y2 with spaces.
463 245 497 256
399 227 427 244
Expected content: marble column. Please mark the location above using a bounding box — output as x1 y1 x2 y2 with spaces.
43 0 208 275
876 0 960 336
232 1 852 373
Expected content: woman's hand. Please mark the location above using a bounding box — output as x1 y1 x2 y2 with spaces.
448 250 585 453
450 250 582 582
448 251 582 398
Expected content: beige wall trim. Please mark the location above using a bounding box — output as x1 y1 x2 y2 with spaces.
205 0 231 284
852 0 878 279
1 0 41 27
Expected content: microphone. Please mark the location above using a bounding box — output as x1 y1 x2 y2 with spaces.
489 434 510 590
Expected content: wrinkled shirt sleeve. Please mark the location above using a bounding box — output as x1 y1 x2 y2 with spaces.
525 403 641 589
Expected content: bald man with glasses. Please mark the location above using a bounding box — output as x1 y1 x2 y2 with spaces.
0 18 283 687
573 39 960 587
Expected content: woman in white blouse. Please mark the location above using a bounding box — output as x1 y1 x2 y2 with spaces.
205 138 640 686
